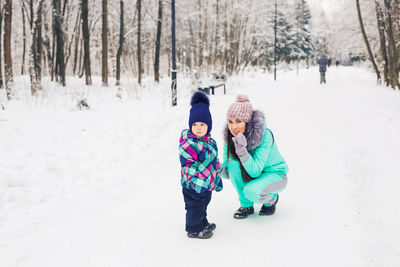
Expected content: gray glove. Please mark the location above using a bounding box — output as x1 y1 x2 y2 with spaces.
232 132 249 162
220 165 229 179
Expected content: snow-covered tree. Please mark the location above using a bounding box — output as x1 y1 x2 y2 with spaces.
4 0 391 95
3 0 13 100
275 11 296 63
293 0 314 61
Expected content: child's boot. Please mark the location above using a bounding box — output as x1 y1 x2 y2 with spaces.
187 229 213 239
204 223 216 231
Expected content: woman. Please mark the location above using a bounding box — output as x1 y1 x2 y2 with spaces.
222 95 288 219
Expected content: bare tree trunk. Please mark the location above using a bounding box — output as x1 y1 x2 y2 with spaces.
36 1 43 80
375 0 389 86
102 0 108 86
21 3 26 75
188 20 197 68
0 4 4 89
53 0 65 86
42 0 52 78
213 0 220 68
51 4 56 81
197 0 203 69
236 17 248 73
154 0 162 82
78 38 83 77
29 0 33 28
136 0 142 85
4 0 13 100
81 0 91 85
73 12 81 75
223 0 228 73
171 0 177 106
356 0 381 83
116 0 124 86
185 40 192 72
62 0 68 16
65 10 80 67
167 46 171 77
29 0 44 95
146 45 150 76
227 14 237 75
203 0 209 74
383 0 400 89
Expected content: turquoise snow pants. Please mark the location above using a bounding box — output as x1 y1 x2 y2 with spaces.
230 171 287 208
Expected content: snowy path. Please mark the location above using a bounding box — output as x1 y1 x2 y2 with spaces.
1 67 400 267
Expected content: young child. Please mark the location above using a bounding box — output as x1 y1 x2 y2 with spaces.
179 91 223 239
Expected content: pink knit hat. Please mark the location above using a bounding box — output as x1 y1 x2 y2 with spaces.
226 95 253 122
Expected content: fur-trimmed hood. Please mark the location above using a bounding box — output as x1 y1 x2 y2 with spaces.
224 110 266 151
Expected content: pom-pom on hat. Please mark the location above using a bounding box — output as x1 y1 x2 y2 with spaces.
226 94 253 122
189 91 212 134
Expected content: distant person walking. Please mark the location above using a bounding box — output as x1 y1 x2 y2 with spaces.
335 60 340 67
317 55 329 84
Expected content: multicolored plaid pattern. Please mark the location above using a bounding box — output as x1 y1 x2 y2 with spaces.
179 129 223 193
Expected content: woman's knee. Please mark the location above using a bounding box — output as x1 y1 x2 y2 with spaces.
243 187 261 203
243 174 288 203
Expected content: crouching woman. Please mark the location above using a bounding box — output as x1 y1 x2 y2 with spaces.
222 95 288 219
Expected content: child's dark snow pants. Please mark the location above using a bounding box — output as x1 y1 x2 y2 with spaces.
182 187 212 233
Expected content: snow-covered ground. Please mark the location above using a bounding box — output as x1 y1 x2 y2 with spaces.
1 66 400 267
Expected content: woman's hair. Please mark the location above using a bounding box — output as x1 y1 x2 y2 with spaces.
226 127 253 183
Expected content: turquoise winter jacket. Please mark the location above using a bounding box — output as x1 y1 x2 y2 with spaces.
223 110 288 179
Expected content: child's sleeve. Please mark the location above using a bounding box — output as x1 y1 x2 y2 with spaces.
179 138 200 181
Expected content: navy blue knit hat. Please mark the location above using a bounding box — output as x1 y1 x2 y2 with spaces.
189 91 212 135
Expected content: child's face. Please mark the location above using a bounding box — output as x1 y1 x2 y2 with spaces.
228 117 246 136
191 122 208 138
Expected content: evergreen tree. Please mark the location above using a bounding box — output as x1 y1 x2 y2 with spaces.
293 0 314 61
276 11 296 63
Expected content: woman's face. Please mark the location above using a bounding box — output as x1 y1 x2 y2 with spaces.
228 118 246 136
191 122 208 138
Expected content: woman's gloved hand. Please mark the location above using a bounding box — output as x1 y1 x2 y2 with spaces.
232 132 249 162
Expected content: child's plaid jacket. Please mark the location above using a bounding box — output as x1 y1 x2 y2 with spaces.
179 129 223 193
